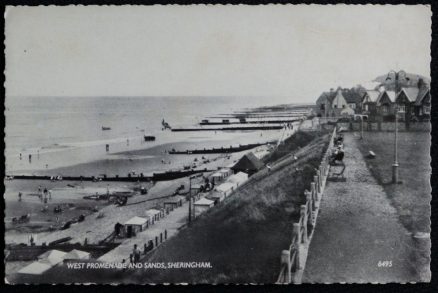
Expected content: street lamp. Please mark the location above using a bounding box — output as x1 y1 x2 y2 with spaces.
385 70 410 184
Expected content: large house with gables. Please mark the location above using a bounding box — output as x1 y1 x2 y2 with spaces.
361 79 431 121
316 88 362 117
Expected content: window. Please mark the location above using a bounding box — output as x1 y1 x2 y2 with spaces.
320 104 325 111
382 105 388 114
364 104 369 111
342 105 345 109
334 105 337 109
424 105 431 114
398 104 406 113
349 103 356 109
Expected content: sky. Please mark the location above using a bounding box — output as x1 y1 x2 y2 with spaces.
5 5 432 104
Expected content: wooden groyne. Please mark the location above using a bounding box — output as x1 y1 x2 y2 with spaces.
276 127 336 284
199 119 300 125
168 142 274 154
6 169 212 183
171 125 283 132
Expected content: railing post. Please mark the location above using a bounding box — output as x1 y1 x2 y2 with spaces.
310 182 317 207
314 175 320 196
293 223 302 269
281 250 292 283
305 191 314 230
300 205 308 244
317 169 322 189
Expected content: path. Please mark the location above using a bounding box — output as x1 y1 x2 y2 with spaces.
302 133 418 283
98 199 190 263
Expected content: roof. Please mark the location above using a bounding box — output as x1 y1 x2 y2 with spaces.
64 249 90 260
194 198 215 206
363 90 380 103
227 172 248 184
215 182 236 192
164 196 185 203
38 250 67 266
342 90 363 104
18 261 52 275
231 152 264 172
124 216 148 225
211 172 223 177
399 87 420 102
415 87 431 105
376 91 396 105
208 191 225 200
145 209 161 216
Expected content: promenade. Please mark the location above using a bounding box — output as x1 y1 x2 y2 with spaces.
302 133 418 283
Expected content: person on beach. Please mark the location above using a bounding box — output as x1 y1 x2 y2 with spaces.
29 154 32 162
38 185 42 195
129 253 133 263
48 190 52 200
19 153 22 160
18 192 22 202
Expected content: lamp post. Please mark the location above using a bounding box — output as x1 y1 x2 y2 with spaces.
385 70 409 184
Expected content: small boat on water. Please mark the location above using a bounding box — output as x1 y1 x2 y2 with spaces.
144 135 156 142
102 126 111 131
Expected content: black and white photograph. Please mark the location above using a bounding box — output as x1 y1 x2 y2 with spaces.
3 4 432 284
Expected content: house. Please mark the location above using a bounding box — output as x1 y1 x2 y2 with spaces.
163 196 185 210
64 249 91 260
395 87 419 121
342 90 364 113
210 172 225 185
414 86 431 119
194 198 215 215
231 152 264 176
124 216 148 237
315 88 356 117
375 91 396 118
361 90 381 117
218 168 232 178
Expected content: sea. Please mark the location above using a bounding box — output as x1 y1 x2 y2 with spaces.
5 96 297 174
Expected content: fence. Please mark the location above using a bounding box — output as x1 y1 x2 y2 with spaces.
276 127 337 284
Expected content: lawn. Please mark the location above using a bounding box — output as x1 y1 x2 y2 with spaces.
356 131 431 234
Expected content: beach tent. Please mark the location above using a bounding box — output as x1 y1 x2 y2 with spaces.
231 152 264 176
194 198 215 215
18 261 53 275
64 249 91 260
215 182 237 197
227 172 249 186
124 216 148 237
37 250 67 266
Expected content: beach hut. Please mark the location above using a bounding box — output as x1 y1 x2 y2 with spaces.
210 172 224 185
194 198 215 215
18 261 53 275
37 250 67 266
231 152 264 176
207 191 225 203
64 249 91 260
227 172 249 186
218 168 232 178
190 183 204 196
124 216 148 237
215 182 237 197
163 196 185 210
145 209 163 224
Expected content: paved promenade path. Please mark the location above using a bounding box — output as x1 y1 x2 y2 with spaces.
98 199 190 263
303 133 418 283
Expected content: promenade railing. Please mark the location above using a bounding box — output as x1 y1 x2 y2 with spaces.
276 127 336 284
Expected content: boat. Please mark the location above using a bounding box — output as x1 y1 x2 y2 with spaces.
144 135 156 141
102 126 111 131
